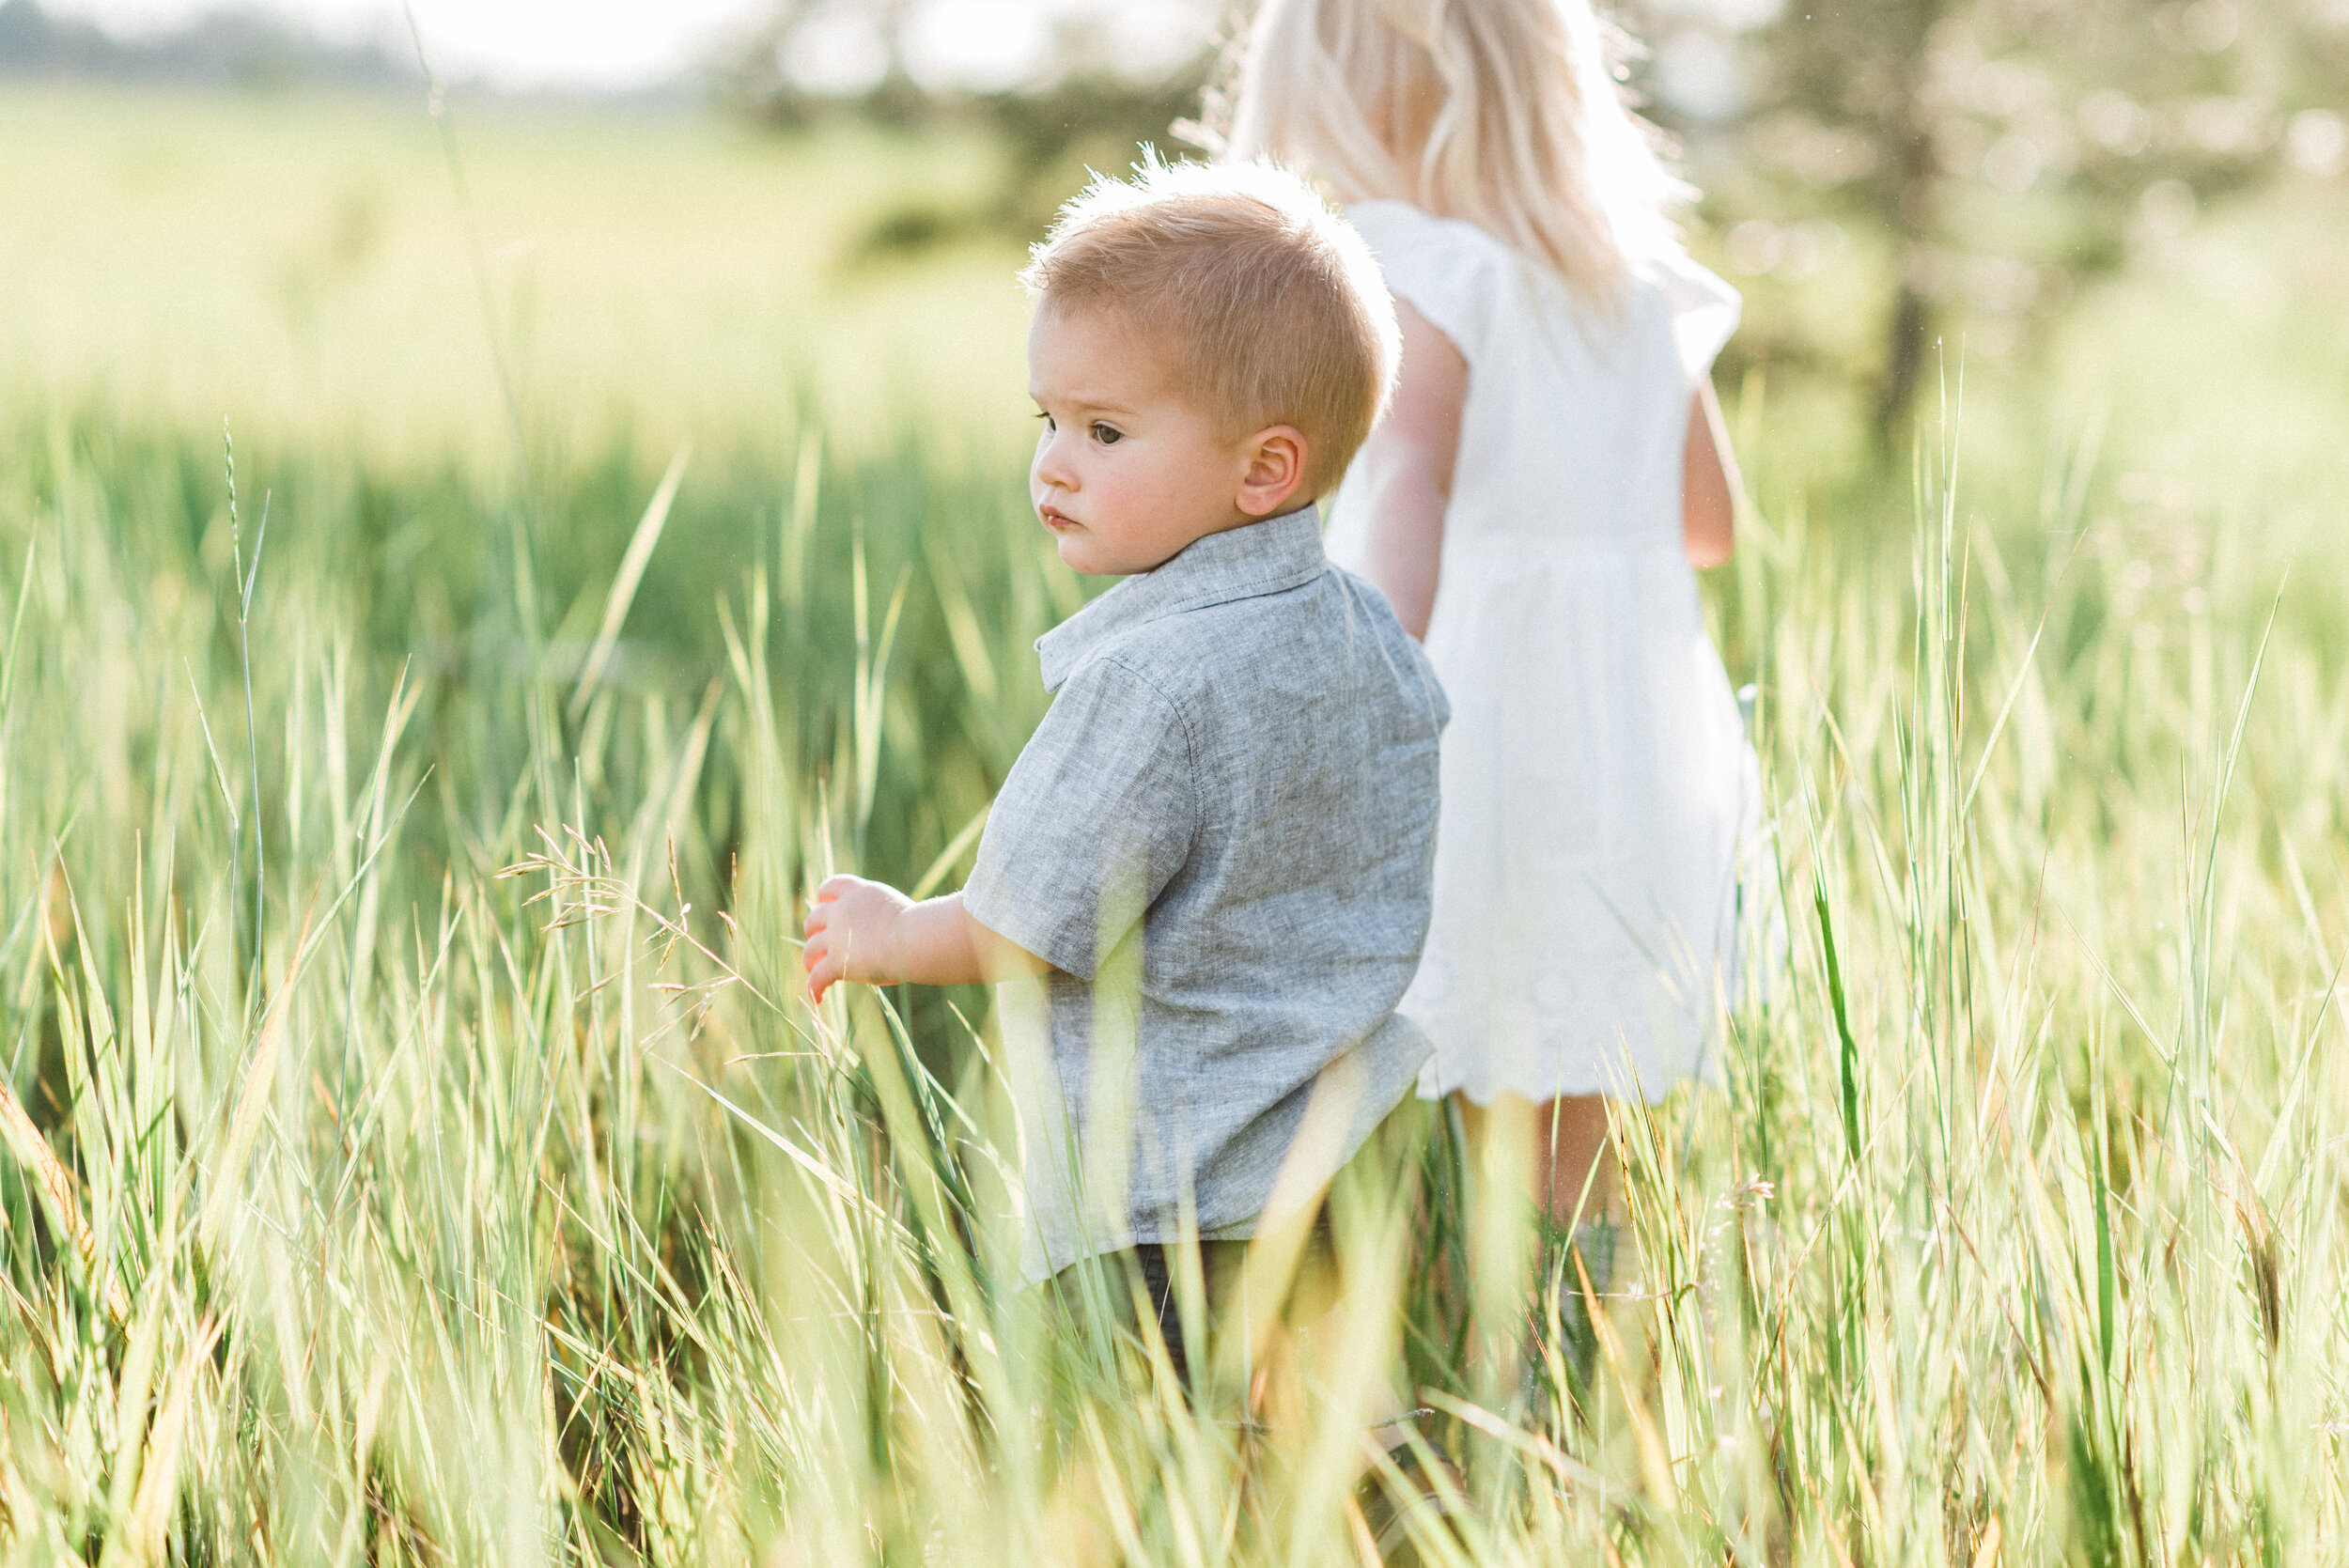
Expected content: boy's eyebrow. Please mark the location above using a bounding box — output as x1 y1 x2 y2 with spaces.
1030 384 1142 417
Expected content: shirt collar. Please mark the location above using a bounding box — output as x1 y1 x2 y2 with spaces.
1034 508 1327 691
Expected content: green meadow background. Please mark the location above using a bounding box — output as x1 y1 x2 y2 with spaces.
3 78 2348 1564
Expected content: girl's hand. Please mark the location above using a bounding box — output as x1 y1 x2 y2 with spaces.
801 875 912 1003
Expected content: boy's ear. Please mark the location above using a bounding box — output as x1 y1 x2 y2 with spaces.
1236 426 1310 518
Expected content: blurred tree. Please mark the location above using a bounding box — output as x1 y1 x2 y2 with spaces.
1626 0 2349 451
717 0 2349 449
0 0 412 88
718 0 926 126
720 0 1218 255
723 0 1212 192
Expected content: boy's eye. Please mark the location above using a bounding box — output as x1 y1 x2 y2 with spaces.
1091 423 1123 445
1035 412 1055 431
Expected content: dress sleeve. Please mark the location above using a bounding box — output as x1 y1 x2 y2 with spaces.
960 656 1199 980
1646 241 1742 383
1345 200 1498 365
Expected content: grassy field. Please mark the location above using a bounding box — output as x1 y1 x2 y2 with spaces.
0 84 1033 461
2 83 2347 1565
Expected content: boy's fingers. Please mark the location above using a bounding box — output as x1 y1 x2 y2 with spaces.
813 875 859 904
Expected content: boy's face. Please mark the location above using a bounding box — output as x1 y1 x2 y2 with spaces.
1027 303 1307 576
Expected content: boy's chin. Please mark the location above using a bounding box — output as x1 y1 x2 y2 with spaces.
1054 537 1127 576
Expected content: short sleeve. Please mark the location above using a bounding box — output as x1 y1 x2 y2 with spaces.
961 657 1199 980
1645 242 1742 382
1345 200 1501 365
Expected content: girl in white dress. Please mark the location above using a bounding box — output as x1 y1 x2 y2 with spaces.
1224 0 1764 1296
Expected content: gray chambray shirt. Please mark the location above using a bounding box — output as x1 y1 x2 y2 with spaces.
961 508 1449 1284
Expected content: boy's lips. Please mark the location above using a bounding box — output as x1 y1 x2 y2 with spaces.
1039 505 1081 532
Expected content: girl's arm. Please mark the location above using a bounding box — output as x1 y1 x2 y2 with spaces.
1346 300 1468 641
801 879 1048 1002
1682 379 1742 569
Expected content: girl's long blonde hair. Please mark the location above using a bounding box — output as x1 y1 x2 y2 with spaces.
1216 0 1685 303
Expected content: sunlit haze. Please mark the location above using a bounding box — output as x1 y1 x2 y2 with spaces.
43 0 1215 90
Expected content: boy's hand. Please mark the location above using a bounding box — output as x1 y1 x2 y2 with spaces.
801 876 912 1003
801 882 1048 1003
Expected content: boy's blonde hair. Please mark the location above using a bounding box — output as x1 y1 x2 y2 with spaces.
1020 157 1400 500
1217 0 1685 304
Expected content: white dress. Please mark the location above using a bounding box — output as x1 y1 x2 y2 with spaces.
1328 200 1766 1106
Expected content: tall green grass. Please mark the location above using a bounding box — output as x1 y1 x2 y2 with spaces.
8 74 2349 1568
1 363 2342 1564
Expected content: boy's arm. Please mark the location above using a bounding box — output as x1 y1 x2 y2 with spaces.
801 877 1049 1002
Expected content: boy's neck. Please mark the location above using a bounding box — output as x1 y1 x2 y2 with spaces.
1158 500 1318 563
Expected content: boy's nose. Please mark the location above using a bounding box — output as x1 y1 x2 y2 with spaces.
1033 430 1078 491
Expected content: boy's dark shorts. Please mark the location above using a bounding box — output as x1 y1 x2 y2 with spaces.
1125 1213 1337 1388
1048 1096 1431 1389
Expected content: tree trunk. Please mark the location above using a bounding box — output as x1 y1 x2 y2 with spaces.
1869 0 1948 459
1874 267 1933 458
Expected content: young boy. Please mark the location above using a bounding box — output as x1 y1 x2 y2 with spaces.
801 160 1446 1380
